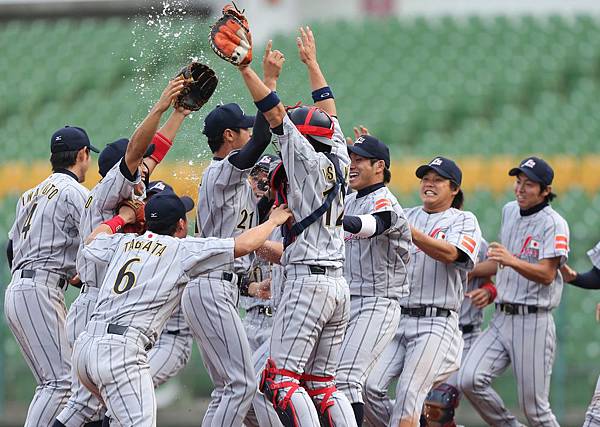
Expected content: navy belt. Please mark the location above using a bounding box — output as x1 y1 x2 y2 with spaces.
401 306 452 318
20 269 67 290
107 324 152 351
222 272 245 283
496 303 542 315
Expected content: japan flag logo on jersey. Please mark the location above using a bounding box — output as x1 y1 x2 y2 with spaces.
429 228 446 240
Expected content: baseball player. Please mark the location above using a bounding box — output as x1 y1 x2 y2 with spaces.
180 44 282 427
421 238 496 426
560 244 600 427
363 156 482 427
458 156 569 427
55 78 190 427
334 134 411 426
71 192 291 427
234 28 357 426
4 126 97 427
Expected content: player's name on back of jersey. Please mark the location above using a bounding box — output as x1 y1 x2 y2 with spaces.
123 237 167 257
21 182 59 204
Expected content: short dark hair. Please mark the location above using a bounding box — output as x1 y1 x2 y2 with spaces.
540 184 557 202
147 220 179 236
450 182 464 210
369 159 391 184
50 149 80 171
207 128 240 153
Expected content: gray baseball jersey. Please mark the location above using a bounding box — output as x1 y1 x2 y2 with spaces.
77 159 141 289
459 238 490 327
402 206 482 311
588 241 600 269
196 152 257 273
343 186 411 298
5 170 88 427
496 201 570 309
9 171 89 277
279 115 349 268
83 231 234 344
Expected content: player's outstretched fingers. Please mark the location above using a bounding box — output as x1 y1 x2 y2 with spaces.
263 39 273 63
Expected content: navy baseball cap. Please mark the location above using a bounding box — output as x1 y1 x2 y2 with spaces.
98 138 155 177
509 156 554 186
253 154 279 173
50 126 99 154
202 103 255 138
145 192 195 229
147 180 174 197
347 135 390 168
416 156 462 186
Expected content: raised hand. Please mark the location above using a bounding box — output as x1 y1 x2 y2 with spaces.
297 26 317 66
156 77 185 113
263 40 285 90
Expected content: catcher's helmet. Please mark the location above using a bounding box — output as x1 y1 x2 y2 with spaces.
287 105 334 146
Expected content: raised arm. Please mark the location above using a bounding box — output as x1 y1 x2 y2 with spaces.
124 77 185 175
143 107 191 175
238 64 286 129
297 26 336 117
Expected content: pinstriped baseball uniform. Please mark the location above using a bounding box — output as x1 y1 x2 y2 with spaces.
5 170 88 427
336 185 410 406
57 159 140 427
73 231 234 427
148 306 193 388
458 201 569 427
181 151 258 427
364 206 481 427
444 238 488 389
241 256 274 352
266 115 357 426
584 242 600 427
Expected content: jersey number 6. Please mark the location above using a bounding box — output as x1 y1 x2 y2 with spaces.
113 257 141 294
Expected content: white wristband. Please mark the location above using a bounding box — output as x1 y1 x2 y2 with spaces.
355 214 377 238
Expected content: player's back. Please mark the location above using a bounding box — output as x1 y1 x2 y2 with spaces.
197 154 257 274
278 115 349 268
86 231 234 344
10 172 88 277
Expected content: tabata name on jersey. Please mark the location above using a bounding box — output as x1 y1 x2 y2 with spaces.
21 183 59 206
123 238 167 256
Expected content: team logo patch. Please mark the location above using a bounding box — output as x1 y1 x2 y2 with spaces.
355 136 365 145
430 157 443 166
521 158 536 168
429 227 446 240
518 235 539 258
374 198 391 211
555 234 569 251
460 235 477 254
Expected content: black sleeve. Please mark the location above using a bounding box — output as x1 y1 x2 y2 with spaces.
271 123 284 136
569 267 600 290
6 239 13 269
342 211 392 237
119 157 139 182
229 112 272 170
456 249 470 263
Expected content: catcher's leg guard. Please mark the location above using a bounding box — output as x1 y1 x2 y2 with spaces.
302 373 338 427
259 358 302 427
422 383 460 427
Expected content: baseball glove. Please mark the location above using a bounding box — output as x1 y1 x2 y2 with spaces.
209 2 253 66
118 199 146 234
174 62 218 112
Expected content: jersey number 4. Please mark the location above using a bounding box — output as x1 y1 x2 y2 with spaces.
21 203 38 240
113 257 141 294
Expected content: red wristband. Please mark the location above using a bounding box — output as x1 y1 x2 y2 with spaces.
149 132 173 164
480 282 497 303
102 215 126 234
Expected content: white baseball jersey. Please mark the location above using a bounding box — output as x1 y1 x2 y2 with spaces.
77 159 140 288
402 207 482 311
9 171 89 277
278 115 349 268
82 231 234 345
588 241 600 269
459 239 489 327
197 153 257 274
343 186 411 298
496 201 569 309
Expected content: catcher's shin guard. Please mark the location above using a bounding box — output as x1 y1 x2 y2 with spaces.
302 373 338 427
422 383 460 427
259 358 302 427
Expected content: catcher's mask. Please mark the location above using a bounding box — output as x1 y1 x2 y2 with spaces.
287 105 334 146
268 160 287 206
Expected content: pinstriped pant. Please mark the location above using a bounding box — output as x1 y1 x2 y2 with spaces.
148 331 193 388
181 276 256 427
58 289 106 426
336 296 401 404
268 267 358 426
584 375 600 427
457 311 559 427
444 327 480 388
5 277 72 427
363 312 463 427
